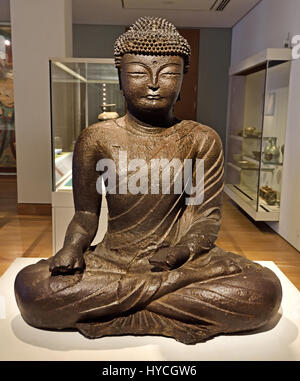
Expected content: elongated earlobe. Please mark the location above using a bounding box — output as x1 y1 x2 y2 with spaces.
177 92 181 102
118 68 123 92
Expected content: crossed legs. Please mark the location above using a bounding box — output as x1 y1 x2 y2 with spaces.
14 249 282 344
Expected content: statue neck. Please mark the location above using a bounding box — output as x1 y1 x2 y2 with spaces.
126 110 178 129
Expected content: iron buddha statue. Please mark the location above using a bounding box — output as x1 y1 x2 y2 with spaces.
14 17 282 345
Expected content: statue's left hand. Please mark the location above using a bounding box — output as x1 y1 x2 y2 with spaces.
49 246 85 275
149 246 190 271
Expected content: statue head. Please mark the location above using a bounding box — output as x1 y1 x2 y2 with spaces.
114 17 191 73
114 17 191 125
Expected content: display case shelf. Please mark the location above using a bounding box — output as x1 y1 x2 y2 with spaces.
229 134 261 141
228 160 275 172
225 184 280 221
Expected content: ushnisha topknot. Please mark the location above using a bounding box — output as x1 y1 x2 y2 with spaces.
114 16 191 73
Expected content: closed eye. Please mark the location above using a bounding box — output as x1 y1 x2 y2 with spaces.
127 72 148 75
160 72 181 76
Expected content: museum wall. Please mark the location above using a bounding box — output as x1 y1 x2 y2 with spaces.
231 0 300 67
196 28 232 151
11 0 73 204
72 24 232 150
73 24 126 58
230 0 300 251
0 0 10 23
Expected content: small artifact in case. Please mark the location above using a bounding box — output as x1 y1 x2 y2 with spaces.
98 103 119 121
260 186 277 205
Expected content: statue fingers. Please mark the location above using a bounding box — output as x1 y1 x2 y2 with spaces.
73 255 86 273
49 249 84 275
149 248 176 270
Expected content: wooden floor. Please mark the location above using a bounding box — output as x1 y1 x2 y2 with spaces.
0 176 52 276
0 176 300 289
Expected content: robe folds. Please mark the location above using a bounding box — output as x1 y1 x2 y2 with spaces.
14 118 282 344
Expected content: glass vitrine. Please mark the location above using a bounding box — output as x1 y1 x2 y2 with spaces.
50 58 123 253
49 58 126 193
225 49 291 221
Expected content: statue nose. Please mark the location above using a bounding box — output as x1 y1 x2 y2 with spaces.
148 82 159 91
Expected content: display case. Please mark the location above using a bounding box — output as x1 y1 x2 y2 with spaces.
225 49 292 221
50 58 125 253
50 57 125 192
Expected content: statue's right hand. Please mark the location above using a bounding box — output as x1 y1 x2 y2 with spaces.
49 246 85 275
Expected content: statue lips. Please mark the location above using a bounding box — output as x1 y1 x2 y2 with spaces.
144 94 163 101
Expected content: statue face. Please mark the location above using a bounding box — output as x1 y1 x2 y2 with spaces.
120 54 184 117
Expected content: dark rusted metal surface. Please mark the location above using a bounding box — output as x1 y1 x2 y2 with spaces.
14 17 282 344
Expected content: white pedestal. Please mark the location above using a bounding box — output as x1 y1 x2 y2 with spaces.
1 259 300 361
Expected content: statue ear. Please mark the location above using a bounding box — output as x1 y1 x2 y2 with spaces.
177 92 181 102
118 68 123 92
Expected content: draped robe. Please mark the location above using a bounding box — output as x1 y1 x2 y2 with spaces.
14 117 282 344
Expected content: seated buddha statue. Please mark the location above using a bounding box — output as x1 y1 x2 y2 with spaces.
14 17 282 345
